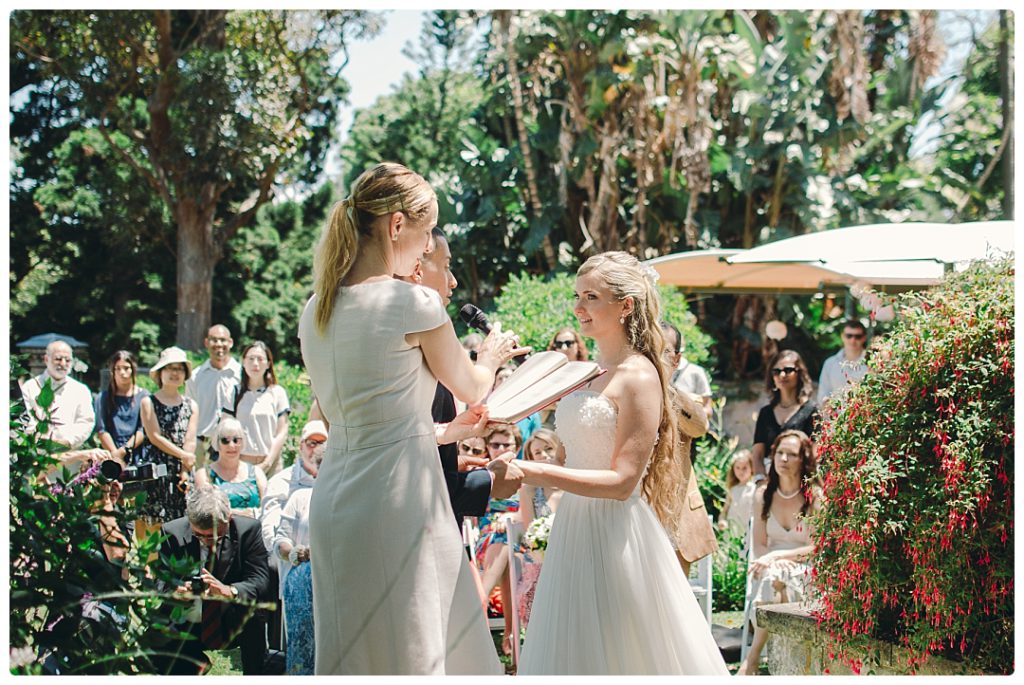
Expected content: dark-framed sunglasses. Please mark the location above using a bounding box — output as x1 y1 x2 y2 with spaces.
219 436 243 445
771 366 798 376
459 444 486 456
488 441 514 450
304 439 326 448
843 332 866 340
553 339 577 349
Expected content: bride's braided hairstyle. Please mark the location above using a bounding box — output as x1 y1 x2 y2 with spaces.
313 162 436 333
577 252 684 540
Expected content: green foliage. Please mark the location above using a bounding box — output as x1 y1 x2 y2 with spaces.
275 360 316 469
10 367 276 673
491 272 714 366
10 9 381 351
810 258 1014 674
692 400 740 516
217 183 333 365
10 381 166 673
711 525 749 612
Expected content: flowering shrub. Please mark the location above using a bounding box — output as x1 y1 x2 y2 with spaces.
810 258 1013 674
9 382 169 673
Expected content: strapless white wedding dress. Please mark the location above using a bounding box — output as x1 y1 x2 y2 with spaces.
517 391 729 675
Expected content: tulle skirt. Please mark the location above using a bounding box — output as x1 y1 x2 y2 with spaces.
518 492 729 675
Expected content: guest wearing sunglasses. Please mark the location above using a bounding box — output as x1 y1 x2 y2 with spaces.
547 327 589 361
540 327 589 429
196 417 267 519
817 319 869 405
750 350 818 482
456 436 489 471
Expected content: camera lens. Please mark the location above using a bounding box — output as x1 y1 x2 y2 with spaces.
99 460 123 480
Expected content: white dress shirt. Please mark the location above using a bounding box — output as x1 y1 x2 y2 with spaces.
21 372 96 449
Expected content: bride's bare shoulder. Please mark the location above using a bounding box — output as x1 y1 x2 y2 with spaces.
611 354 661 394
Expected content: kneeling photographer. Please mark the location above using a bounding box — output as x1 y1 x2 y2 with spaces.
154 485 271 675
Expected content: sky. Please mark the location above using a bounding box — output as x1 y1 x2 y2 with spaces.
325 9 425 180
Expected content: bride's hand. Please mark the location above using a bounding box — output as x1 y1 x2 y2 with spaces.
516 459 544 486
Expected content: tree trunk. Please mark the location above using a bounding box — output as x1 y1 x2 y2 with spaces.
497 10 558 270
176 200 218 351
999 10 1014 219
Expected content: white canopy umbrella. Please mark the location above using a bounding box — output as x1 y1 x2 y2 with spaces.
727 221 1014 267
649 221 1012 294
646 249 853 294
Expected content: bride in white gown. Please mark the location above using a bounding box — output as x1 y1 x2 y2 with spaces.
516 252 729 675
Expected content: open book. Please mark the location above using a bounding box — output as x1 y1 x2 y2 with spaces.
485 351 604 424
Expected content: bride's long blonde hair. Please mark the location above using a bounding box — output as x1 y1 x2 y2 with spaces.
576 251 684 540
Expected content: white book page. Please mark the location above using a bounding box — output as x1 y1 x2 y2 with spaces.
488 359 601 423
485 351 567 408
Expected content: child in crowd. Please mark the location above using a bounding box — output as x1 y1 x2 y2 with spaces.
718 449 756 533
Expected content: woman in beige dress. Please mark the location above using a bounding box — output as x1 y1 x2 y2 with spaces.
298 162 527 675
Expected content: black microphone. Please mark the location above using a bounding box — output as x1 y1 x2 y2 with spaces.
459 304 492 334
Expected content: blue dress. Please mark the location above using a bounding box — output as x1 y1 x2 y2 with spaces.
283 561 315 675
94 389 148 449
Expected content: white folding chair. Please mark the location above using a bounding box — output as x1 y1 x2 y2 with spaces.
462 517 479 559
687 515 714 623
505 519 525 666
739 513 757 664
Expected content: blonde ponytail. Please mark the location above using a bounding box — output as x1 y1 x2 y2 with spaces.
313 198 359 333
311 162 437 333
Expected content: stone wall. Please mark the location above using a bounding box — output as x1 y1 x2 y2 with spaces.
757 603 990 676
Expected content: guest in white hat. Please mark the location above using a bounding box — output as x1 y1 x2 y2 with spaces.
270 419 328 674
136 346 199 546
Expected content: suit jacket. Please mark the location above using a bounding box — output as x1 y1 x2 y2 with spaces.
159 514 271 605
433 383 491 528
671 388 719 563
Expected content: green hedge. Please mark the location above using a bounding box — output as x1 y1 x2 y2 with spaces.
810 258 1014 674
492 271 714 365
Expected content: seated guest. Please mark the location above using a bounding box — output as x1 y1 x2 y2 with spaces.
546 326 589 361
195 418 267 519
456 436 488 473
155 485 271 675
739 430 821 675
517 428 565 527
271 437 325 675
258 420 327 653
260 421 326 554
137 346 198 545
475 423 523 656
94 350 148 464
514 428 564 632
21 339 96 455
225 341 290 478
540 327 589 427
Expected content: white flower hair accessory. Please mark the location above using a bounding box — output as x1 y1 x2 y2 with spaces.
641 263 660 287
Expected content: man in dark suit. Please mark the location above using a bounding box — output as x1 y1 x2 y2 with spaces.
155 485 271 674
405 229 524 528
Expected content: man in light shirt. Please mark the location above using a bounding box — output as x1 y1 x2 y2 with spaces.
817 319 869 405
186 324 241 466
660 320 713 419
21 339 96 449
